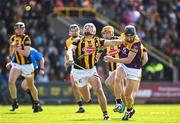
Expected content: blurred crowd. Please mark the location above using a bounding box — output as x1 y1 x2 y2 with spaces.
0 0 180 86
97 0 180 68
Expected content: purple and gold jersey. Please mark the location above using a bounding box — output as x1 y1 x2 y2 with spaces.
119 33 141 69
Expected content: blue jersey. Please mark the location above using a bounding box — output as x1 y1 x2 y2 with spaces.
12 47 43 70
30 47 43 70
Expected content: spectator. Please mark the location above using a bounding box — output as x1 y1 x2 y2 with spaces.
0 0 179 82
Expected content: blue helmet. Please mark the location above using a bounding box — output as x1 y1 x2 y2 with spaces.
124 25 136 36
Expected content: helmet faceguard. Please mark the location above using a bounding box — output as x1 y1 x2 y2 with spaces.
83 23 96 36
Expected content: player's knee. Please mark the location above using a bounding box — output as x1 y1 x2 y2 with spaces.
21 82 27 91
115 76 121 83
105 79 110 87
27 84 35 90
117 67 125 79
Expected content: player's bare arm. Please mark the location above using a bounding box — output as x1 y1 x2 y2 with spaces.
16 45 30 57
142 51 148 66
103 39 124 47
104 51 137 64
39 57 45 76
67 44 77 64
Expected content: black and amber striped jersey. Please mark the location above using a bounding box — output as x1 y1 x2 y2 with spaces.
104 36 120 71
105 45 119 71
10 34 32 65
72 36 101 69
65 37 74 50
65 35 82 50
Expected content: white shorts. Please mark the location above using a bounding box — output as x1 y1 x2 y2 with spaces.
118 63 142 81
71 66 98 87
12 63 34 78
109 71 114 76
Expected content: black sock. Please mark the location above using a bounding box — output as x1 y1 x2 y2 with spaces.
127 108 133 112
12 98 18 103
103 111 108 116
33 101 40 106
26 89 34 103
87 99 92 103
77 101 83 108
116 99 122 104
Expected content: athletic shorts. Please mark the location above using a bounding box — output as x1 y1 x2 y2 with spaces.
117 63 142 81
71 66 98 87
109 71 114 76
12 63 34 78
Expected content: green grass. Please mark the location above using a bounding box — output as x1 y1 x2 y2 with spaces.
0 104 180 124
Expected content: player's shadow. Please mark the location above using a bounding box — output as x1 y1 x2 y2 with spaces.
112 117 135 122
3 112 25 114
69 118 102 121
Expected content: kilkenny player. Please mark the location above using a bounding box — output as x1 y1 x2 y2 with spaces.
64 24 85 113
7 47 44 111
67 23 110 120
101 26 125 113
6 22 42 112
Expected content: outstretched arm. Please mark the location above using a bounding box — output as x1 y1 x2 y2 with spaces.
104 51 137 64
103 39 124 47
16 46 30 57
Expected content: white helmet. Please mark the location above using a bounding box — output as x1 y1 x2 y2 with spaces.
83 23 96 35
69 24 80 32
14 22 25 29
69 24 80 37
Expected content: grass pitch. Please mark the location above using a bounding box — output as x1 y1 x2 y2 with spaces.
0 104 180 124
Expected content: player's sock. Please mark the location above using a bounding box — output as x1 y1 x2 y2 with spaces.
116 99 122 105
103 111 111 120
12 98 18 103
77 101 83 108
76 101 85 113
87 99 92 103
114 99 125 113
127 107 133 112
103 111 108 116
